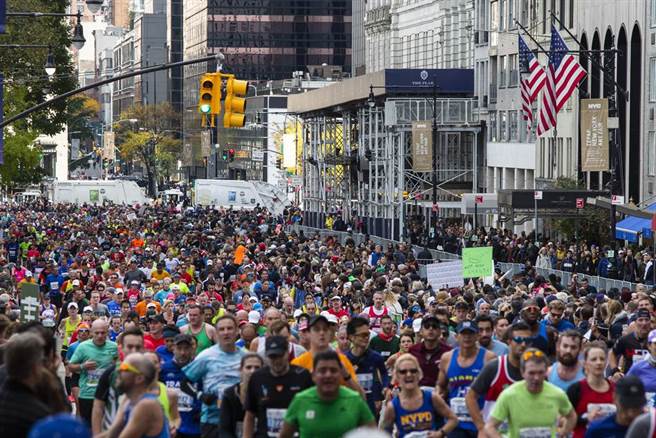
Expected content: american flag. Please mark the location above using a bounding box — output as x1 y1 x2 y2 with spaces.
518 35 545 131
537 25 587 136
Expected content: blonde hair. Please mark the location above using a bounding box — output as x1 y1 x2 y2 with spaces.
393 353 424 381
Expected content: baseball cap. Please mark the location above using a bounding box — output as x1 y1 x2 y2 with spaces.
72 279 80 286
77 322 90 330
615 375 646 409
206 259 213 265
421 315 444 330
649 329 656 344
163 326 181 339
146 302 157 309
67 302 78 309
249 296 259 303
148 314 165 324
83 306 93 313
265 335 289 357
131 280 140 285
636 309 651 320
457 321 479 334
412 318 423 333
426 296 436 306
308 314 331 328
320 311 338 324
28 413 91 438
144 290 154 298
173 333 194 345
329 295 341 301
248 310 261 324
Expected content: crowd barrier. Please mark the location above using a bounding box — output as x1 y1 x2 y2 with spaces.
287 224 646 291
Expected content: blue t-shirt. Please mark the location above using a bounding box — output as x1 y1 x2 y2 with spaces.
156 345 174 365
627 359 656 393
540 318 576 333
161 359 201 435
585 413 628 438
183 345 245 425
345 349 389 414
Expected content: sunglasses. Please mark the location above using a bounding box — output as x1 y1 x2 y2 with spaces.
423 323 441 330
398 368 419 375
523 306 540 313
78 329 90 334
522 350 545 361
512 336 533 344
118 362 142 375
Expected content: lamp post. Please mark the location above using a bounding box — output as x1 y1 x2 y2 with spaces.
0 44 57 77
7 10 87 50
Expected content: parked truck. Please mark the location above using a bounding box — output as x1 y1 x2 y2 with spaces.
193 179 290 216
48 180 150 205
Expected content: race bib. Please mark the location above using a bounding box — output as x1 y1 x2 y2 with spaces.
634 349 649 362
357 373 374 393
266 408 286 437
380 351 391 357
586 403 616 419
177 391 194 412
87 367 106 387
449 397 471 422
518 427 551 438
50 281 59 291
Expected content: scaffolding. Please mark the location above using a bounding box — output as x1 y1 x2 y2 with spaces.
299 95 482 241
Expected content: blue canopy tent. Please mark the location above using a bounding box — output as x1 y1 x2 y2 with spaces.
615 203 656 242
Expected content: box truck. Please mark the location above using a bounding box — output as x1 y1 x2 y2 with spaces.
50 180 150 205
193 179 290 216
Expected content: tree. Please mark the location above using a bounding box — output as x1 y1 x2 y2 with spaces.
67 94 101 141
550 176 610 244
114 103 181 196
0 130 44 191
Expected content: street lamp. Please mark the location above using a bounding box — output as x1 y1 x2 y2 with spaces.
85 0 104 14
44 47 56 77
71 11 86 50
367 86 376 108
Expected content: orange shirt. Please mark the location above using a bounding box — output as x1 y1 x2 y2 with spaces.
134 300 161 317
291 350 358 385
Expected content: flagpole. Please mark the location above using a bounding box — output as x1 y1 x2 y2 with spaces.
514 19 549 55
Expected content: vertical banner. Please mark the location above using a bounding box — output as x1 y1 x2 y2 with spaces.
411 121 432 172
0 0 5 34
200 130 211 157
282 133 296 168
580 98 609 171
0 73 3 164
20 283 40 323
103 131 116 161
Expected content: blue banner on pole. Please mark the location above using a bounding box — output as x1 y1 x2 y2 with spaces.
0 0 5 34
384 69 474 95
0 74 4 165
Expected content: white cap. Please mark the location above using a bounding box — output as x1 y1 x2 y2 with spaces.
426 296 436 305
147 302 157 308
83 305 93 313
412 318 423 333
248 310 261 324
207 259 213 265
72 279 80 286
293 309 303 318
320 311 339 324
67 302 78 309
249 296 259 303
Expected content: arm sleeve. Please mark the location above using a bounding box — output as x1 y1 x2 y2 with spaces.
218 388 239 438
469 359 499 395
489 390 509 422
94 366 114 401
627 412 652 438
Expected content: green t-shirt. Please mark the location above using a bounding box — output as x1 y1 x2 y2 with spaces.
490 380 573 438
283 386 374 438
70 339 118 399
369 335 400 359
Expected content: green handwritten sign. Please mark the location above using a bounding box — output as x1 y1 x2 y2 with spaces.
462 247 493 278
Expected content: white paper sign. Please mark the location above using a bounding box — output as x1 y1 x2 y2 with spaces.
425 260 464 289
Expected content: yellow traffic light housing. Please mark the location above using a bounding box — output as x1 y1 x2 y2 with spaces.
223 77 248 128
198 73 221 127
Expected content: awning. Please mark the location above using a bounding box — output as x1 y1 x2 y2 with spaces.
615 203 656 242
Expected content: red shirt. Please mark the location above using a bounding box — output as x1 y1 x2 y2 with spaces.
327 307 349 319
408 341 452 387
143 333 166 351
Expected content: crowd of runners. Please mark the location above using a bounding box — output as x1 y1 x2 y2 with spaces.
0 202 656 437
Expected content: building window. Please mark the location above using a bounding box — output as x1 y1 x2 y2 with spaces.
499 0 506 31
559 0 566 29
510 111 518 141
500 111 508 141
650 58 656 102
652 0 656 27
491 0 499 46
489 111 497 142
649 132 656 176
509 54 518 86
500 55 507 88
569 0 574 28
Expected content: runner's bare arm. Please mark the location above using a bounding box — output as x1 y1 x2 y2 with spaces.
167 388 181 434
118 399 162 438
436 350 451 397
483 417 504 438
378 400 396 430
464 387 485 433
431 390 459 434
91 398 106 435
558 408 577 436
278 420 297 438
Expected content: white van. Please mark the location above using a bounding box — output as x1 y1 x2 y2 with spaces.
50 180 150 205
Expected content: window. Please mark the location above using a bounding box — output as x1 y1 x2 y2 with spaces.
499 0 506 31
569 0 574 28
652 0 656 27
491 1 499 46
509 54 518 86
500 111 508 141
649 132 656 176
500 55 507 87
650 58 656 102
489 111 497 142
559 0 566 29
508 0 515 29
510 110 519 141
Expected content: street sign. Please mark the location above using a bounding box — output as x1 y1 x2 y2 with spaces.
251 150 264 162
534 191 543 200
20 283 40 323
576 198 584 209
611 195 625 205
475 195 484 204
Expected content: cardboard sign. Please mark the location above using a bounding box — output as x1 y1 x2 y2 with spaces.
462 247 493 278
425 260 464 289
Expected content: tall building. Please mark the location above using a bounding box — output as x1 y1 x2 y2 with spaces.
182 0 353 181
167 0 184 133
352 0 366 76
109 0 131 28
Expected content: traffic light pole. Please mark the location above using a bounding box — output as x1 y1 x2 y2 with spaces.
1 54 224 129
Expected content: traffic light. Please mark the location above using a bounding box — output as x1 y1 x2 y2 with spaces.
228 148 235 162
223 76 248 128
198 73 221 126
221 149 229 161
276 157 282 169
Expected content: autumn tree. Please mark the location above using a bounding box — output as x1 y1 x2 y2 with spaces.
114 103 181 196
